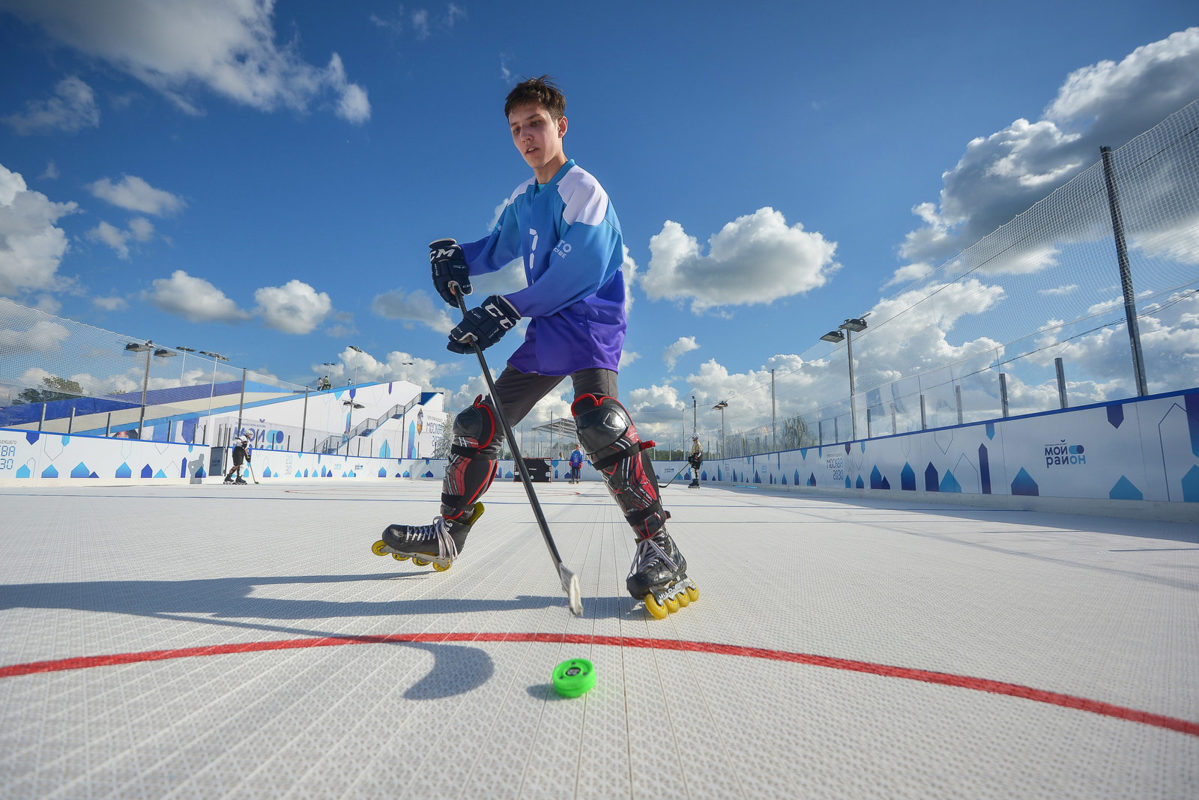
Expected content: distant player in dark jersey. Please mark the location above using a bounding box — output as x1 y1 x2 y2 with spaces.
374 76 695 617
224 434 249 484
687 435 703 488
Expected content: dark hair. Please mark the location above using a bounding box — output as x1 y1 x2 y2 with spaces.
504 75 566 120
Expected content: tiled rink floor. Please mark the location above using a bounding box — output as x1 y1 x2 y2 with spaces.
0 479 1196 799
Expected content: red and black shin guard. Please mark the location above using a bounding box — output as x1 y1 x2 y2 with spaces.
440 395 500 525
571 394 667 540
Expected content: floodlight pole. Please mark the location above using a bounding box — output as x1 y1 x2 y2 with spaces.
713 400 728 459
138 347 152 439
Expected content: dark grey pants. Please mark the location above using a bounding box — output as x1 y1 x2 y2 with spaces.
488 366 618 428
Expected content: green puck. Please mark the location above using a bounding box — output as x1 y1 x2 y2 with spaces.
552 658 597 698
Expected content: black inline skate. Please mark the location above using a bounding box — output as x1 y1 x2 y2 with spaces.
371 502 485 571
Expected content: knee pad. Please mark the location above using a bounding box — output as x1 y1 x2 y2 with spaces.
442 396 502 520
572 394 667 539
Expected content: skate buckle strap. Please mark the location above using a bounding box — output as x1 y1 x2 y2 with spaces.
591 439 656 471
630 536 676 576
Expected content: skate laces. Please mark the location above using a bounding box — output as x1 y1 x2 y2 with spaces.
630 535 676 576
400 516 458 560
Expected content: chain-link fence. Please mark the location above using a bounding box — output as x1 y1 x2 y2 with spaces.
703 99 1199 458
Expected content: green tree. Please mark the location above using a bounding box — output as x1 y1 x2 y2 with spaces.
14 375 85 405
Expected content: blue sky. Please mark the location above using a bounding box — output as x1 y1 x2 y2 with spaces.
1 1 1197 445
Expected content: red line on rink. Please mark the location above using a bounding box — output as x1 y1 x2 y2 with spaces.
2 632 1195 738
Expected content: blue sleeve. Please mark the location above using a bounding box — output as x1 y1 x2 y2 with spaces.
459 199 522 275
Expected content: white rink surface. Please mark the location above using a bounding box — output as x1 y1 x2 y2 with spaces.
0 479 1196 799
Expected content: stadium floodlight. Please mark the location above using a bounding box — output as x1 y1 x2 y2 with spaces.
712 400 728 458
819 315 870 441
842 317 868 332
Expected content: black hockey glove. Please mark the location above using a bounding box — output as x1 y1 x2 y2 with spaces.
430 238 472 306
447 295 521 354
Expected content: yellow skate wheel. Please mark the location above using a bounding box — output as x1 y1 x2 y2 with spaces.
664 595 680 614
391 553 409 562
411 557 430 567
432 562 451 572
685 585 700 603
371 540 388 556
644 593 669 619
676 589 690 607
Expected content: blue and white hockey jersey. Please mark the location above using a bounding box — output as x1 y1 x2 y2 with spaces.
459 159 626 376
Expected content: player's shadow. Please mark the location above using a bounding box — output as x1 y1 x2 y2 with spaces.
0 572 634 700
0 571 616 620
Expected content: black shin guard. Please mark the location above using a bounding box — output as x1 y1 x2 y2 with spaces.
441 396 501 524
571 394 667 539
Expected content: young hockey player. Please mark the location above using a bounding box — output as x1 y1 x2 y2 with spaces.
224 434 249 484
687 434 703 488
569 444 584 484
374 76 695 616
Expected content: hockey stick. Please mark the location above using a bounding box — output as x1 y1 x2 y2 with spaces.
660 463 691 489
452 287 583 616
246 461 259 485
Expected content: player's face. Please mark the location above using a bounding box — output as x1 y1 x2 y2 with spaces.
508 102 567 181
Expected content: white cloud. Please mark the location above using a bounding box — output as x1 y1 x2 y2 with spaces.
854 279 1007 387
87 174 184 215
663 336 699 370
144 269 250 323
1039 284 1079 296
319 346 454 396
254 279 332 334
620 244 638 315
371 287 455 334
2 75 99 134
88 221 132 259
0 319 70 354
1131 211 1199 265
93 295 129 311
87 216 155 259
1026 290 1199 398
642 207 838 313
29 294 61 314
0 163 78 295
883 260 934 288
411 9 430 39
3 0 370 123
897 27 1199 271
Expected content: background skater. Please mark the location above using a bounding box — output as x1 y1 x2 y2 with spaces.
688 434 703 488
224 434 249 484
569 444 584 484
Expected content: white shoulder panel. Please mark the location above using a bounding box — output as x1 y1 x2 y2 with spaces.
508 177 536 205
557 166 608 226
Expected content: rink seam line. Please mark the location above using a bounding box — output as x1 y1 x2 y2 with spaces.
1 632 1195 738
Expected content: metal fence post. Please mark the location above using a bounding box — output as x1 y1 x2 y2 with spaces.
1055 357 1068 409
1000 373 1009 418
1100 145 1148 397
